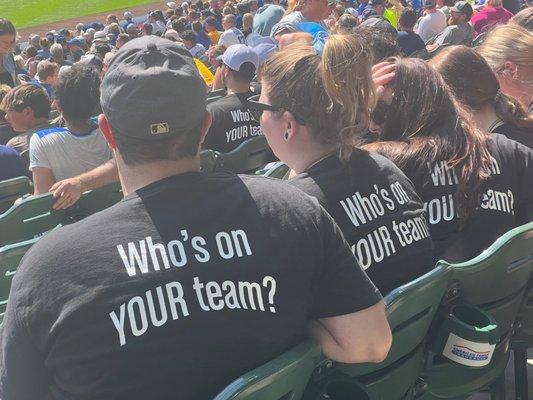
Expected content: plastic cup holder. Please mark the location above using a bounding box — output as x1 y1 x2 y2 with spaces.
430 304 499 368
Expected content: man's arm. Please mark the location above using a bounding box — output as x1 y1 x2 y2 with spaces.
309 301 391 364
32 167 56 195
50 159 119 209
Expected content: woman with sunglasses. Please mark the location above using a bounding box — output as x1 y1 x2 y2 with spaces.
0 19 18 88
249 34 435 294
365 57 533 263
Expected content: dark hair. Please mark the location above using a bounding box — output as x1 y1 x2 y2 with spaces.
510 6 533 31
191 20 203 33
95 43 112 59
337 14 358 31
399 8 418 29
25 45 38 58
352 26 400 63
142 23 153 35
237 2 251 14
205 16 218 26
180 30 197 43
431 46 533 129
0 84 51 118
114 121 204 165
172 17 188 33
226 62 256 82
0 19 16 37
364 57 493 219
261 35 376 161
54 65 100 122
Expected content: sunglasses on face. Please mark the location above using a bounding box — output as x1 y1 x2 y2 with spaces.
246 94 307 125
370 100 392 126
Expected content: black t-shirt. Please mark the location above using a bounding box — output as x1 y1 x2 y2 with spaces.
401 133 533 263
0 172 381 400
491 122 533 150
203 91 263 153
290 150 435 294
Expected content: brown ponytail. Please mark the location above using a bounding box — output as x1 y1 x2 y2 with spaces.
430 45 533 130
260 34 375 161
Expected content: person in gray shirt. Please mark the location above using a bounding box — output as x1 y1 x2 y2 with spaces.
427 1 474 51
253 0 286 36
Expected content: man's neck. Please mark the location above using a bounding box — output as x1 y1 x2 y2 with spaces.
117 156 201 196
301 9 320 23
226 81 251 95
65 119 93 134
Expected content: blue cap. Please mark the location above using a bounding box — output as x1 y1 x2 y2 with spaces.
67 38 84 47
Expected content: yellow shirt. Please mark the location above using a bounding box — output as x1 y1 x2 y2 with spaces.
384 8 398 29
194 58 214 86
207 30 223 45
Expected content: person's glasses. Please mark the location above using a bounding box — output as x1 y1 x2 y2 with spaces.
247 94 282 123
247 94 307 125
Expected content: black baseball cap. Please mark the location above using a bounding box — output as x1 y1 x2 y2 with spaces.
100 36 206 141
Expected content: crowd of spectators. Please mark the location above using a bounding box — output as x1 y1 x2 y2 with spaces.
0 0 531 398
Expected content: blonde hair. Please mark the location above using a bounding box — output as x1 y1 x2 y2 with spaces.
478 24 533 77
486 0 503 7
242 13 254 31
261 34 375 161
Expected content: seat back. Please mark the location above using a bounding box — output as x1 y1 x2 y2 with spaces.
214 341 321 400
200 149 220 173
256 162 290 180
0 237 40 323
0 193 67 246
512 274 533 349
331 265 452 399
215 136 273 174
444 221 533 338
0 176 32 214
67 183 123 222
421 222 533 399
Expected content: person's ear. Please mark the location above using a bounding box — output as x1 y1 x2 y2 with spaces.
199 110 213 145
503 61 518 79
282 110 298 141
98 113 117 149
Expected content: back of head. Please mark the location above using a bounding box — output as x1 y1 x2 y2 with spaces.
399 7 418 30
36 60 58 81
352 25 400 63
55 64 100 122
510 7 533 31
365 57 492 218
478 24 533 76
0 18 16 37
0 84 51 119
50 43 64 60
337 14 358 32
431 45 533 129
486 0 503 7
100 36 207 166
261 34 375 160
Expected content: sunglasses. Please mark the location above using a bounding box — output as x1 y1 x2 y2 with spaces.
370 100 392 126
247 94 307 125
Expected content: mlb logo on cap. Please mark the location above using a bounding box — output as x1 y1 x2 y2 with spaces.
151 122 170 135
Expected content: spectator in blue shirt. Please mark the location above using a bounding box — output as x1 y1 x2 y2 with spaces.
0 145 27 180
397 8 425 55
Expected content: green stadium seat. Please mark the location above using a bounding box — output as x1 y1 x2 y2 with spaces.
67 183 123 222
420 221 533 399
214 136 273 174
0 237 41 324
214 341 321 400
19 149 30 170
207 95 224 105
200 149 219 173
0 176 32 214
0 193 67 246
255 162 290 180
208 89 227 98
306 265 452 400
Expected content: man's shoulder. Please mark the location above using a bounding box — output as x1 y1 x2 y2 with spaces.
34 126 68 140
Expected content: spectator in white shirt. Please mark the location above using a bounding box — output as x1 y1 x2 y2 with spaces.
416 0 447 43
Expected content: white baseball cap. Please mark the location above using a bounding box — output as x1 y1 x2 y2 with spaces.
217 44 259 71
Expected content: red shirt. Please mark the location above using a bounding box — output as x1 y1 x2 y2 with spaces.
471 6 513 37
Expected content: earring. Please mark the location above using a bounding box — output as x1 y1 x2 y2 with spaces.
284 132 289 140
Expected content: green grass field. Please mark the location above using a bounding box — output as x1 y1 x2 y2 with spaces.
1 0 157 29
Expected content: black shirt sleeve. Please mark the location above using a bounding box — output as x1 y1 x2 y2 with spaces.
310 205 382 319
511 139 533 225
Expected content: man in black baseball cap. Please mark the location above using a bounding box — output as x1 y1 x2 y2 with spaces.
0 35 391 399
427 0 473 50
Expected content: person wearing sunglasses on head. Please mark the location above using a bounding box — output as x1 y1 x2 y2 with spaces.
364 58 533 263
248 34 435 294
